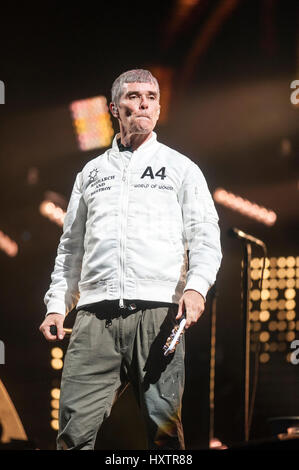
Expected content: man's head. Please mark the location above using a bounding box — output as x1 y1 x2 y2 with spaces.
110 69 160 136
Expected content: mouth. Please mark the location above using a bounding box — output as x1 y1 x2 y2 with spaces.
136 115 150 119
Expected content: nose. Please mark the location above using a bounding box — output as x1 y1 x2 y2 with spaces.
140 95 149 109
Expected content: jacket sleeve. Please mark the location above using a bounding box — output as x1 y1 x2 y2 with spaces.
179 161 222 301
44 172 87 316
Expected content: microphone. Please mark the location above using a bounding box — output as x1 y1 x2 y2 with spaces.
228 227 266 248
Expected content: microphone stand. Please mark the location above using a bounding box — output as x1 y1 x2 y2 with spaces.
241 241 252 442
229 227 267 442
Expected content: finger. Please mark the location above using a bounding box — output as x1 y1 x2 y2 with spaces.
55 321 65 340
176 299 184 320
185 310 198 329
41 325 58 342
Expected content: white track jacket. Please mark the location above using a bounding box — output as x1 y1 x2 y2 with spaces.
44 132 222 316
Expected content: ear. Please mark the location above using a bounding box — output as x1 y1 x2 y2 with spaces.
109 102 119 118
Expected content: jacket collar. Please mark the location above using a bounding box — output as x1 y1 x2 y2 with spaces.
111 131 158 154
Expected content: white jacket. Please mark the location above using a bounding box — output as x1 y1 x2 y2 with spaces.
44 132 222 316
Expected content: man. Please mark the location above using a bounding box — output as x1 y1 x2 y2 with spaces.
39 69 222 450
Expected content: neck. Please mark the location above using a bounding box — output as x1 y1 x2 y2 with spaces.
118 128 153 151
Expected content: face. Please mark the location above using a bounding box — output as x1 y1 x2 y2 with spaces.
110 82 160 135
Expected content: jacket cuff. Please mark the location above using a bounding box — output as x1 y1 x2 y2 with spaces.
45 300 67 317
183 276 211 302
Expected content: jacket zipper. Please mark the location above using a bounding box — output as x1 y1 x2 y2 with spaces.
119 153 131 308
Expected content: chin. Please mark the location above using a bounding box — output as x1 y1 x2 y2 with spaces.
132 125 152 134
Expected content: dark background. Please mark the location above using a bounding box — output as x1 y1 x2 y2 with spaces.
0 0 298 449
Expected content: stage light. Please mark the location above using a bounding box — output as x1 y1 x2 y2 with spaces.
251 269 261 280
51 410 59 420
277 321 287 331
250 311 260 321
286 311 296 321
253 323 261 332
0 230 18 257
51 420 59 431
277 299 286 309
269 289 278 299
261 300 269 310
263 269 270 279
39 201 65 227
51 347 63 359
286 256 296 267
277 257 286 268
285 300 296 310
269 321 277 331
250 289 261 301
250 255 297 364
278 279 286 289
51 388 60 400
270 258 277 267
286 279 295 288
70 96 114 151
260 332 270 342
285 288 296 299
268 300 278 310
51 359 63 370
251 258 261 268
277 311 286 320
286 268 296 278
269 269 277 278
213 188 277 225
261 289 270 300
51 400 59 410
269 279 278 289
288 322 296 331
259 353 270 363
260 311 270 322
277 269 287 279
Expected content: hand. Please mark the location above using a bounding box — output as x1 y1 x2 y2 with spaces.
39 313 65 342
176 290 205 330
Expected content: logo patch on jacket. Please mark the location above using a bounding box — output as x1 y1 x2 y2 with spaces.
88 168 99 182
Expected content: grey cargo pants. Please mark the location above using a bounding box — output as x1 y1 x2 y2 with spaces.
57 301 185 450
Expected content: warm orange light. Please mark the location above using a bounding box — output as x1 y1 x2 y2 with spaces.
0 230 18 257
51 399 59 410
213 188 277 225
51 388 60 400
51 359 63 370
259 353 270 363
260 311 270 322
39 201 65 227
70 96 114 151
51 419 59 431
51 347 63 359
